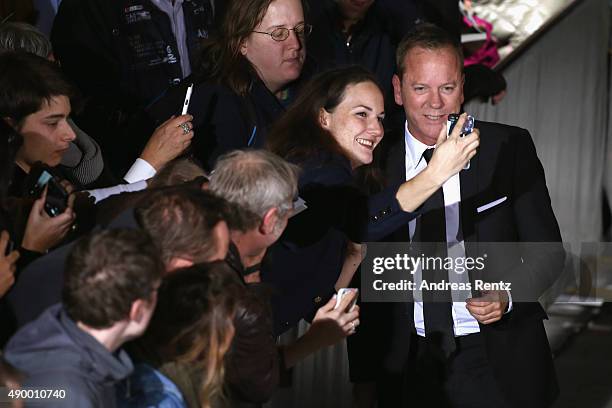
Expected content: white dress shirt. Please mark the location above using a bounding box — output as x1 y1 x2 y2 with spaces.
403 122 481 337
124 158 157 184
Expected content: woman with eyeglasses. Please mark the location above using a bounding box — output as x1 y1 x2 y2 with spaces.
146 0 313 170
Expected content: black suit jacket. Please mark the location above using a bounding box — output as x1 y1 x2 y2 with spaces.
352 120 564 408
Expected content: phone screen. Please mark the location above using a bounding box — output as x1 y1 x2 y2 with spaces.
29 170 53 197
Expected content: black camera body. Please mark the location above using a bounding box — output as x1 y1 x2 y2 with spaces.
25 163 69 217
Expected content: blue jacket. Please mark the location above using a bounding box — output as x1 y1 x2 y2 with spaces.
117 363 186 408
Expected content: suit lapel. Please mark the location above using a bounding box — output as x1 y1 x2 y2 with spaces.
383 118 410 242
386 137 406 186
460 141 480 246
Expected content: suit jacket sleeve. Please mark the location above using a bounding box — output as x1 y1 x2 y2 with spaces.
294 155 417 244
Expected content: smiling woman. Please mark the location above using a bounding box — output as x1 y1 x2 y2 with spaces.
263 66 480 333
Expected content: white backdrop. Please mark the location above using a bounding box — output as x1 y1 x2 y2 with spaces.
466 0 610 246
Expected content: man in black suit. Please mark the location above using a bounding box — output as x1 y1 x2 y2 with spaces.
352 23 564 408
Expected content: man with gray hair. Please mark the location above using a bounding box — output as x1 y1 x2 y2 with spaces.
208 149 359 406
209 149 299 282
0 22 53 58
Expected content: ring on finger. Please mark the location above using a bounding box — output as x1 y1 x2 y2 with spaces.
179 122 190 135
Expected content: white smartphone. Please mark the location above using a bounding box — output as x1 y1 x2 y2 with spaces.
181 83 194 115
335 288 358 312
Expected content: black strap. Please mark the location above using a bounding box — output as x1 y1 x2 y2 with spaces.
243 263 262 277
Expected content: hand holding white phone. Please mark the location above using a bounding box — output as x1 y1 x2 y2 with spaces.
335 288 358 312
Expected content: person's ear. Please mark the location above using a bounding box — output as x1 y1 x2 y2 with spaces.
166 257 194 273
392 74 403 106
240 38 248 56
129 299 146 323
319 108 331 129
260 207 279 235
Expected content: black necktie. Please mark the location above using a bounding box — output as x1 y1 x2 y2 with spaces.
414 148 456 357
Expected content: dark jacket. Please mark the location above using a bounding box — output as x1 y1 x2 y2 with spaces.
263 152 416 334
146 77 286 170
51 0 215 174
307 1 397 106
224 244 284 407
7 209 141 328
5 304 134 408
350 119 563 408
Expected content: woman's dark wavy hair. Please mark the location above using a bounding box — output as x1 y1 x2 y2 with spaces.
267 66 386 192
267 66 378 161
195 0 306 96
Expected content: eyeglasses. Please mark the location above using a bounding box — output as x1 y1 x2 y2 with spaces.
252 23 312 42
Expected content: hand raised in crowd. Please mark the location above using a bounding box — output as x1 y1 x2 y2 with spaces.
466 290 509 324
283 290 361 368
425 113 480 187
0 230 19 297
21 186 76 253
140 114 195 170
308 291 361 347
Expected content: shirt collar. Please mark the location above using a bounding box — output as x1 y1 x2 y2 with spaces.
149 0 183 13
404 120 434 169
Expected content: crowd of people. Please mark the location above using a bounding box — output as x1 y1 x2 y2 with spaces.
0 0 563 407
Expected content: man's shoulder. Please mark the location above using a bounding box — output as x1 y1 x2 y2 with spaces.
475 120 538 157
476 120 530 139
